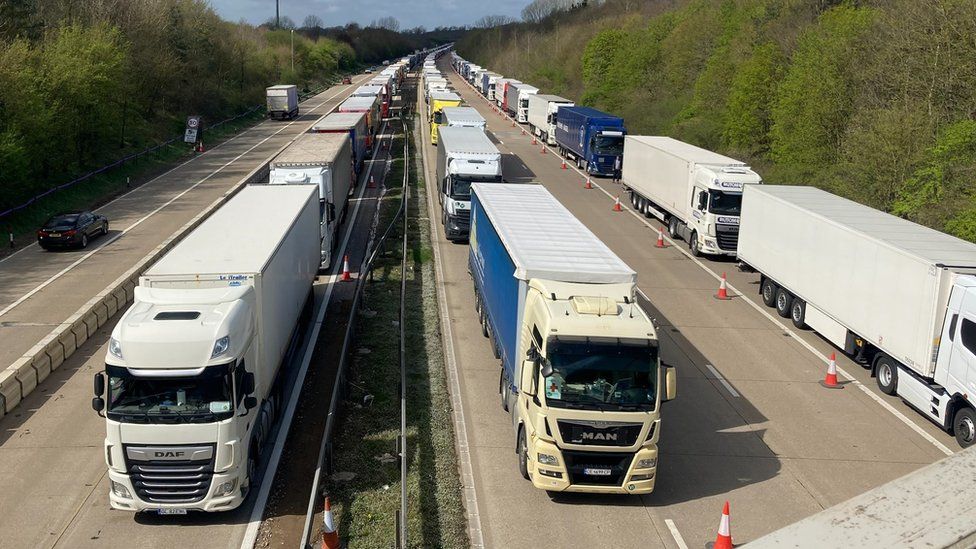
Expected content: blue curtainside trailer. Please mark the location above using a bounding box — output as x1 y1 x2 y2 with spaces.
553 106 626 177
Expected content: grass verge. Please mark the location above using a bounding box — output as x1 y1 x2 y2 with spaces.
325 117 468 548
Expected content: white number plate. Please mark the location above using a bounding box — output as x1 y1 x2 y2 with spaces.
158 508 187 515
48 233 60 237
584 467 612 476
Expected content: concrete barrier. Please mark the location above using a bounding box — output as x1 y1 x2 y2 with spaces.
1 138 293 415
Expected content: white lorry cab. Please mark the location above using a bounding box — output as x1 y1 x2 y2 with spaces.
622 136 762 257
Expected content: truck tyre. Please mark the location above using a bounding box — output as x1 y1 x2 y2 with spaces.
500 369 509 412
630 192 637 207
490 329 501 359
953 407 976 448
517 429 530 480
480 309 489 338
688 231 701 257
775 287 792 318
790 298 806 328
875 355 898 395
668 217 680 239
761 278 778 307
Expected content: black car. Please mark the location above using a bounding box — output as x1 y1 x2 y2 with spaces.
37 211 109 250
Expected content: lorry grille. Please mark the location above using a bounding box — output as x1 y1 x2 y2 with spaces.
124 445 215 504
561 450 632 487
715 224 739 251
557 420 642 447
456 209 471 230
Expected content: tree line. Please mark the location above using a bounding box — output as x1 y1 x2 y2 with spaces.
0 0 456 214
458 0 976 242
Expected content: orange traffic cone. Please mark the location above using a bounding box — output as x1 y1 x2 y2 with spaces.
196 141 205 153
612 196 622 212
714 273 731 300
561 159 568 170
321 497 340 549
584 177 593 190
512 120 516 127
820 352 844 389
706 501 733 549
532 136 537 145
368 175 376 188
655 227 666 248
521 128 526 135
541 145 547 154
341 255 352 282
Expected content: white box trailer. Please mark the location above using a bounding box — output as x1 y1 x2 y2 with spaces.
622 136 762 257
527 94 574 145
442 106 486 129
266 84 299 120
270 132 353 270
738 185 976 447
97 185 320 512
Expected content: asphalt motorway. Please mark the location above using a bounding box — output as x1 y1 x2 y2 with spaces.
420 57 957 548
0 75 383 549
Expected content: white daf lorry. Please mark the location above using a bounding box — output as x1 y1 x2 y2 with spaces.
436 126 502 241
622 136 762 257
738 185 976 448
469 183 676 494
527 94 574 145
92 185 320 512
269 132 353 271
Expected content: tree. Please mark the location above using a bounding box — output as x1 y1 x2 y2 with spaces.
375 16 400 32
475 15 516 28
302 15 323 29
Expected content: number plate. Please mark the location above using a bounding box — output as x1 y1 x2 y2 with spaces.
583 467 612 476
48 233 60 237
157 508 188 515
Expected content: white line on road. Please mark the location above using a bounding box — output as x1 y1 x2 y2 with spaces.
238 123 391 549
464 77 956 458
0 81 362 321
705 364 740 398
664 519 690 549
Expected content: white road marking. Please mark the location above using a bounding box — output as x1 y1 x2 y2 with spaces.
0 80 364 320
664 519 690 549
238 123 390 549
460 72 957 457
705 364 740 398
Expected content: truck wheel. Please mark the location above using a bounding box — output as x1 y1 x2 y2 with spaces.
668 217 679 239
688 232 701 257
481 309 489 338
630 192 637 207
761 278 778 307
775 288 792 318
953 407 976 448
490 329 501 359
517 429 530 480
790 298 806 328
499 369 509 412
875 355 898 395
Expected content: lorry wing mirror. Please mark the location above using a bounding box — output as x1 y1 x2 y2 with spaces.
243 372 256 395
243 396 258 412
663 365 677 402
92 397 105 414
540 362 553 379
94 372 105 396
520 360 537 397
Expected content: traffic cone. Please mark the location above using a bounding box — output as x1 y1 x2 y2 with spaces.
196 141 205 153
655 227 666 248
706 501 733 549
819 352 844 389
368 175 376 188
714 273 731 300
532 136 537 145
512 120 516 127
321 497 340 549
584 177 593 190
612 196 622 212
521 128 526 135
561 159 568 170
541 145 547 154
341 255 352 282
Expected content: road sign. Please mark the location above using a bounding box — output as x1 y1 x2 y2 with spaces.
184 116 201 143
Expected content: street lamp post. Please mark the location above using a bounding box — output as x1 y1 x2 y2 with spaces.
291 29 294 73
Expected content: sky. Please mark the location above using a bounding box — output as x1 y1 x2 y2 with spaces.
206 0 529 30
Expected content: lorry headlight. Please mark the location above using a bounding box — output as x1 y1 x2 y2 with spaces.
111 481 131 499
211 335 230 358
213 478 238 497
537 453 559 465
109 337 123 359
637 457 657 468
707 224 716 237
630 473 654 481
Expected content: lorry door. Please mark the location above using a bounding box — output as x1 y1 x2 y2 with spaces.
945 290 976 396
692 186 707 223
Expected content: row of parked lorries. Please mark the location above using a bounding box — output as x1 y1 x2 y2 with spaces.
448 48 976 489
89 46 456 516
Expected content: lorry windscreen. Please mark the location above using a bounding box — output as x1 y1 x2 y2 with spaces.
106 364 234 423
543 342 657 410
708 190 742 216
451 176 501 200
593 135 623 156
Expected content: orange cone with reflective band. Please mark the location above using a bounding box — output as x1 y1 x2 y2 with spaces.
321 497 340 549
820 352 844 389
341 255 352 282
521 128 526 135
584 177 593 189
714 273 731 300
512 120 516 127
532 136 537 145
196 141 205 153
612 196 622 212
368 175 376 188
541 145 547 154
707 501 733 549
561 159 568 170
655 227 666 248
